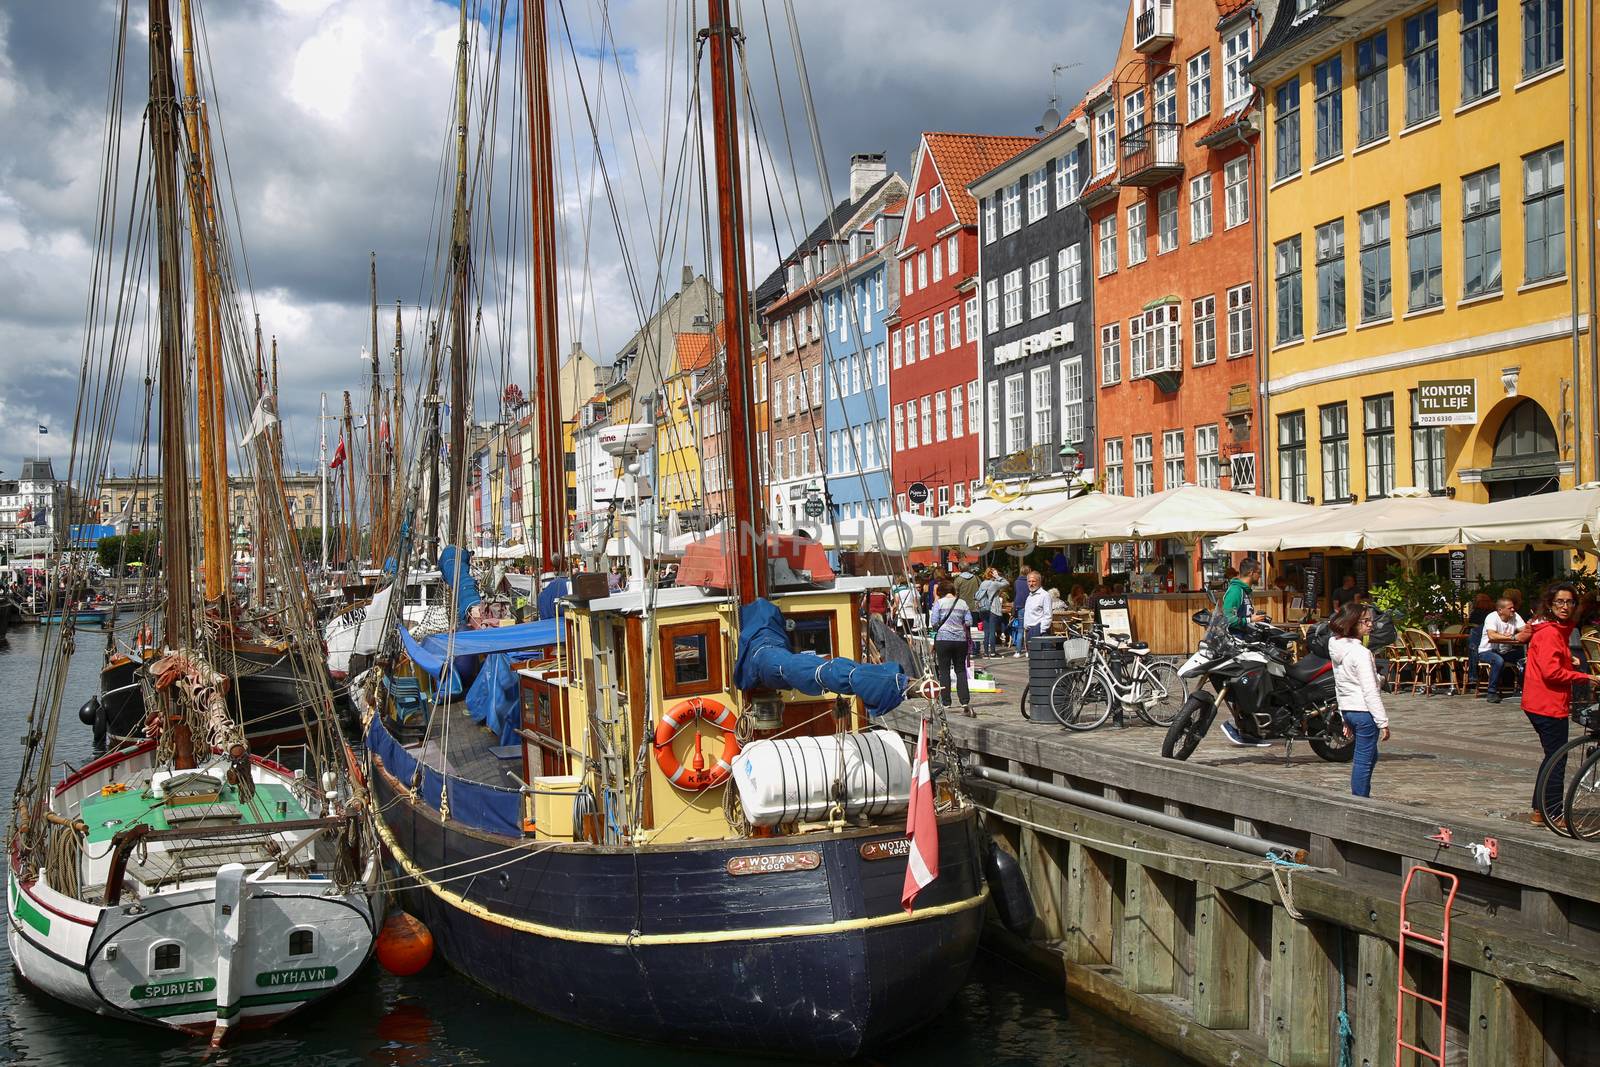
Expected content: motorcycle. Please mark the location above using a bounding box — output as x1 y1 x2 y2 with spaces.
1161 608 1391 762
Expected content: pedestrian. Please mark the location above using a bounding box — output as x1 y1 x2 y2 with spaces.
1329 603 1389 797
1477 596 1529 703
1221 558 1268 632
985 587 1009 658
974 568 1002 656
1021 571 1053 656
1522 582 1600 827
893 574 921 635
954 564 980 613
930 579 974 717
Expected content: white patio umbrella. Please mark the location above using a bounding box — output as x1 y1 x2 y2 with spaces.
903 497 1011 550
1008 490 1130 545
1036 485 1303 545
1213 488 1483 566
1458 485 1600 549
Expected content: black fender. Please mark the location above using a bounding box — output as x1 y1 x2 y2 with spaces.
77 695 100 726
983 839 1036 935
1185 687 1220 731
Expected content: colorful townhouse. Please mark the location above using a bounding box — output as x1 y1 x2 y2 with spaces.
891 133 1037 516
970 104 1097 502
757 155 903 531
1252 0 1595 582
820 196 904 524
657 331 713 527
1083 0 1265 583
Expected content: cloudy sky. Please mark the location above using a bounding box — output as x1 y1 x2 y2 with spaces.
0 0 1123 482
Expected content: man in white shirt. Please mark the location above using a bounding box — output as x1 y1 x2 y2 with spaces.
1478 596 1528 703
1022 571 1053 656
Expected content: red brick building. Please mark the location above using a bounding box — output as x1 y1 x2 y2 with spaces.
890 132 1037 516
1084 0 1262 582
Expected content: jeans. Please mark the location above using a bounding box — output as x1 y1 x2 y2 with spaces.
1527 711 1571 816
1480 646 1524 693
984 612 1003 655
1344 710 1380 797
934 639 970 707
1011 616 1025 650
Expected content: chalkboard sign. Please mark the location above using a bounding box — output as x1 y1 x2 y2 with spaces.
1093 594 1131 638
1449 549 1467 589
1352 551 1370 593
1305 552 1324 610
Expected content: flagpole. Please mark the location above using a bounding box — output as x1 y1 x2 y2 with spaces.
319 391 329 574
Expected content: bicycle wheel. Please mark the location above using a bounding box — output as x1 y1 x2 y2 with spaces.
1536 734 1600 835
1563 745 1600 840
1135 660 1189 727
1051 667 1114 731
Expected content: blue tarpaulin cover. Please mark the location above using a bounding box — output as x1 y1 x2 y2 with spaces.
731 598 910 717
537 575 569 623
437 545 482 620
465 652 524 747
365 712 522 837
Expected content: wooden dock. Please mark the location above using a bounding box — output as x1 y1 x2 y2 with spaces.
887 655 1600 1067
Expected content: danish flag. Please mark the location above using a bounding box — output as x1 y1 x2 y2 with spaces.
330 435 348 470
900 716 939 913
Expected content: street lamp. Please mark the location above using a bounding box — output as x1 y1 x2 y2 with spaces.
1058 443 1084 472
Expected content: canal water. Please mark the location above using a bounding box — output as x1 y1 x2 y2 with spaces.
0 622 1193 1066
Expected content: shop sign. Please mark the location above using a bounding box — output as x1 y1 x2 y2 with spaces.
993 323 1074 366
1415 380 1477 426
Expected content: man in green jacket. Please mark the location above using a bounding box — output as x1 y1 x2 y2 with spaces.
1222 558 1268 632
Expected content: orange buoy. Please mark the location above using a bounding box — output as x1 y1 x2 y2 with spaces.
376 909 435 976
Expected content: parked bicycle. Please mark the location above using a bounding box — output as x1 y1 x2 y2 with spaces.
1046 625 1188 730
1541 703 1600 838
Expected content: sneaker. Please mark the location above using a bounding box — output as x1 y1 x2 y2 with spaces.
962 705 976 718
1486 692 1502 704
1220 721 1272 748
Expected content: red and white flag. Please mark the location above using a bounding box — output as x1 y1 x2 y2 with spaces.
901 716 939 913
330 435 347 470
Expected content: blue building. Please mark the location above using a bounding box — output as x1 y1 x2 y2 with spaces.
820 193 904 527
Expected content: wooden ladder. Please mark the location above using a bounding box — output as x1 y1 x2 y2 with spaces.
1395 865 1460 1067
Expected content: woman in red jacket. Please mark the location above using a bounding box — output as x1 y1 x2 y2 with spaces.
1523 581 1600 825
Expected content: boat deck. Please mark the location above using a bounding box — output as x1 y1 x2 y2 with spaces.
411 703 523 788
79 780 309 844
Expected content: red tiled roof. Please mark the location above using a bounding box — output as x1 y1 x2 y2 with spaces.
673 332 714 371
1216 0 1251 19
1078 171 1118 203
922 132 1041 226
1198 94 1259 144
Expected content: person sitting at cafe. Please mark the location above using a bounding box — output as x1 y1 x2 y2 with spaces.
1331 574 1360 612
1479 596 1530 703
1068 583 1088 610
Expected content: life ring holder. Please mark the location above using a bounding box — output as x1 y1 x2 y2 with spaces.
652 697 741 792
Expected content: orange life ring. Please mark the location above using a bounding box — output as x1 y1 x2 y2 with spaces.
652 697 741 791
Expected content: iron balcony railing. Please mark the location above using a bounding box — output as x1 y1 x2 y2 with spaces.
1119 122 1183 186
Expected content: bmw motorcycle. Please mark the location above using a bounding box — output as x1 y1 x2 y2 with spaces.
1160 609 1392 762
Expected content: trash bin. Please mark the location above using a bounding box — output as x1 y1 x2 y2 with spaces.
1025 635 1067 722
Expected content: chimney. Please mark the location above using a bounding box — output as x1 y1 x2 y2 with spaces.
682 265 694 290
849 152 887 201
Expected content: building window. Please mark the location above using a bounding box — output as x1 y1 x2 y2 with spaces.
1403 8 1439 128
931 243 943 283
905 402 918 450
1196 424 1220 488
1056 150 1082 206
1356 32 1389 145
1001 180 1023 234
1004 374 1025 454
933 314 945 354
1274 236 1303 344
934 392 948 442
1461 166 1502 298
891 331 902 369
1162 429 1186 489
1359 203 1393 321
1363 394 1395 498
1189 173 1212 241
930 185 942 212
1058 245 1082 306
1522 0 1562 78
1523 144 1565 282
1098 214 1118 275
1192 294 1216 364
983 195 997 244
1133 434 1155 497
1123 86 1146 138
1460 0 1498 103
1027 167 1049 223
969 380 980 435
1002 269 1024 327
921 395 934 444
893 404 904 451
916 254 927 290
1410 390 1448 492
1144 302 1182 373
1226 282 1253 357
951 384 964 437
1094 106 1117 175
1319 402 1351 503
1030 365 1054 446
1060 358 1084 445
1153 68 1177 130
1313 56 1342 162
1157 188 1178 253
1222 27 1252 108
918 319 930 360
915 194 926 220
1187 49 1211 121
987 380 1001 458
1127 202 1147 265
1274 78 1301 181
948 306 961 349
1104 438 1125 495
1231 452 1257 491
1101 323 1122 385
1028 258 1050 317
1315 218 1346 334
1406 186 1443 312
985 279 999 334
1128 315 1147 378
947 236 958 275
1224 156 1249 228
1277 412 1308 502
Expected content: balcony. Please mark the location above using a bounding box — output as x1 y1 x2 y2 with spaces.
1119 122 1183 187
1134 3 1174 52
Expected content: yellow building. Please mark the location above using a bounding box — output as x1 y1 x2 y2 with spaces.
655 332 713 523
1252 0 1595 534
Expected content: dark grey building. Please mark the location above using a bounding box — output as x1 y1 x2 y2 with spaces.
969 114 1096 491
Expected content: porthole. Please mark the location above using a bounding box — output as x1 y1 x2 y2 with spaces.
289 929 314 956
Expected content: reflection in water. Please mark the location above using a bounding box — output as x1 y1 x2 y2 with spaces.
0 624 1191 1067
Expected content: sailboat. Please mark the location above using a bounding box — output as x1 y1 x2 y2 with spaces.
7 0 380 1041
354 1 986 1057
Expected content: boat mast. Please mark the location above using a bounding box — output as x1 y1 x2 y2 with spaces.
393 300 405 533
522 0 564 574
197 101 231 565
447 1 471 548
368 253 384 562
705 0 764 603
150 0 193 648
423 321 443 562
343 390 359 572
320 391 329 573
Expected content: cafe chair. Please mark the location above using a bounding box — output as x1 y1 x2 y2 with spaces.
1403 629 1462 695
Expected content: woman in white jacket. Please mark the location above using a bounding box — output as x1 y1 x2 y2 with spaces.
1328 603 1390 797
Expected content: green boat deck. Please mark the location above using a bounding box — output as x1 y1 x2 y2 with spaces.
79 781 309 845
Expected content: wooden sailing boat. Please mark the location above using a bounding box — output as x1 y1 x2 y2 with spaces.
8 0 380 1041
355 1 985 1056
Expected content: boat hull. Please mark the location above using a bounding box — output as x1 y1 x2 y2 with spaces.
370 755 986 1058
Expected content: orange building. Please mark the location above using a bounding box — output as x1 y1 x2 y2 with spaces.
1084 0 1265 583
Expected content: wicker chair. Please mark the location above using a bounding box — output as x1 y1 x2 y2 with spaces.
1404 629 1463 694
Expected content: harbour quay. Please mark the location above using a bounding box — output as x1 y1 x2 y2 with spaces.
890 655 1600 1066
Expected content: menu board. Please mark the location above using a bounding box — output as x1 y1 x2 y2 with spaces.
1094 595 1132 638
1449 549 1467 589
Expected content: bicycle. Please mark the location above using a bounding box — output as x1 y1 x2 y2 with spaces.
1047 625 1188 731
1533 702 1600 837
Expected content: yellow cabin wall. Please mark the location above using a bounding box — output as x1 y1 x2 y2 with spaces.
1261 0 1594 504
655 373 703 515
